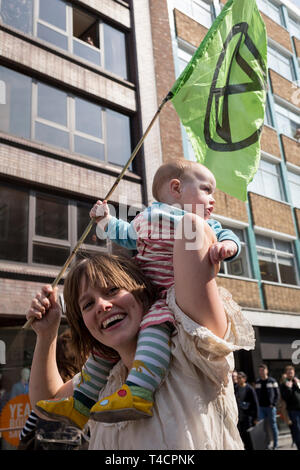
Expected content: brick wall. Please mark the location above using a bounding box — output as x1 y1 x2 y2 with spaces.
0 29 136 112
295 208 300 233
260 12 292 53
262 283 300 313
149 1 183 161
217 277 261 308
249 192 296 236
0 141 144 207
260 126 281 159
281 135 300 167
293 36 300 58
269 70 300 109
0 278 63 317
214 189 248 222
174 9 208 47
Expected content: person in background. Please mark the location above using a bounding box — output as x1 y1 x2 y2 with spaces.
18 328 85 450
232 370 238 392
10 368 30 399
255 364 279 450
280 365 300 450
235 371 259 450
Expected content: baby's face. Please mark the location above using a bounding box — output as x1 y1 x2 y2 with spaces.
178 167 216 219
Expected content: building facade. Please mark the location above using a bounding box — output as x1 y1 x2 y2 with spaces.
0 0 299 447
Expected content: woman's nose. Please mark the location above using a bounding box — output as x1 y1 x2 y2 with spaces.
95 296 112 313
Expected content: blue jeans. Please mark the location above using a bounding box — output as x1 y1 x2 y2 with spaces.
288 410 300 450
259 406 278 448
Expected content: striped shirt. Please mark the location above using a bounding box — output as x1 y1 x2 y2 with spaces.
19 409 38 440
105 202 241 329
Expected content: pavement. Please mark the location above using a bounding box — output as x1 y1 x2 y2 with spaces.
276 432 296 450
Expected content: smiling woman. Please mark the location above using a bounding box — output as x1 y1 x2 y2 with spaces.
27 251 255 450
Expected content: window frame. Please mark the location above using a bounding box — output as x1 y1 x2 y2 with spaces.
173 0 214 28
255 234 299 287
274 101 300 140
287 166 300 209
267 44 295 82
0 182 108 269
256 0 285 27
247 155 285 202
218 225 253 280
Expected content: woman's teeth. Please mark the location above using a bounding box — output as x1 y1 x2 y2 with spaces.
102 314 126 329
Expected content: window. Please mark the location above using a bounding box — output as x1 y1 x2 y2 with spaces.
0 183 106 267
0 0 128 79
219 227 252 278
287 170 300 208
0 0 33 34
288 15 300 40
256 234 298 285
177 45 197 161
173 0 213 28
267 46 295 82
264 95 273 127
37 0 68 50
0 65 132 168
274 103 300 139
248 159 284 201
0 185 29 263
256 0 284 26
0 66 32 139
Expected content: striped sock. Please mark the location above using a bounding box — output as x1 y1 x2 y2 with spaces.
126 324 171 396
74 352 115 411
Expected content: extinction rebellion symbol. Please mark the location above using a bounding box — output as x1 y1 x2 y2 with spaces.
204 22 267 152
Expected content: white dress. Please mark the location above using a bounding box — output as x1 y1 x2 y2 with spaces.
78 287 255 450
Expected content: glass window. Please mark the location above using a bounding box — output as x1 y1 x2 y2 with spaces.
256 235 298 285
39 0 67 31
248 159 284 201
35 194 68 239
77 202 106 248
35 121 69 150
0 66 32 139
74 135 105 160
37 23 68 50
173 0 213 28
264 96 273 127
103 24 127 79
192 0 213 28
72 7 101 66
35 82 69 150
219 227 252 278
75 98 102 139
37 83 68 126
0 0 33 34
289 15 300 39
256 0 284 26
0 185 28 262
274 103 300 139
32 244 70 266
106 109 131 167
287 171 300 208
267 47 294 82
37 0 68 50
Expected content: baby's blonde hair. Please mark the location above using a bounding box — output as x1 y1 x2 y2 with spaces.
152 159 203 201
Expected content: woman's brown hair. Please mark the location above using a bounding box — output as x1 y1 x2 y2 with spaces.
63 253 157 364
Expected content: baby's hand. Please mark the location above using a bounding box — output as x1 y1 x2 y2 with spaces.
209 240 237 264
90 200 110 223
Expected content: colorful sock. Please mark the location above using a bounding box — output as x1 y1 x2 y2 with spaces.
74 352 115 413
126 324 171 397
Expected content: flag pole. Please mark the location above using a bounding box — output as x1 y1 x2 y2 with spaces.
23 93 172 329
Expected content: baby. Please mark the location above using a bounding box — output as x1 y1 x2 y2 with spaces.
37 159 240 428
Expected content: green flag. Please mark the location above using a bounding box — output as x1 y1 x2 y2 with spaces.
170 0 267 201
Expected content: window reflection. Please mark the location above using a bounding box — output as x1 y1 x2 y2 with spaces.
106 109 131 167
103 23 127 79
39 0 66 31
0 0 33 34
35 194 68 239
0 66 32 139
0 185 28 262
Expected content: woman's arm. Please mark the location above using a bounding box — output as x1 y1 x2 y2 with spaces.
173 213 227 338
27 285 73 411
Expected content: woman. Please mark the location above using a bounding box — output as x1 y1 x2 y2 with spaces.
27 218 255 449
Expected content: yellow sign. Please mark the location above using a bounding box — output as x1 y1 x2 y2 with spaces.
0 394 31 447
